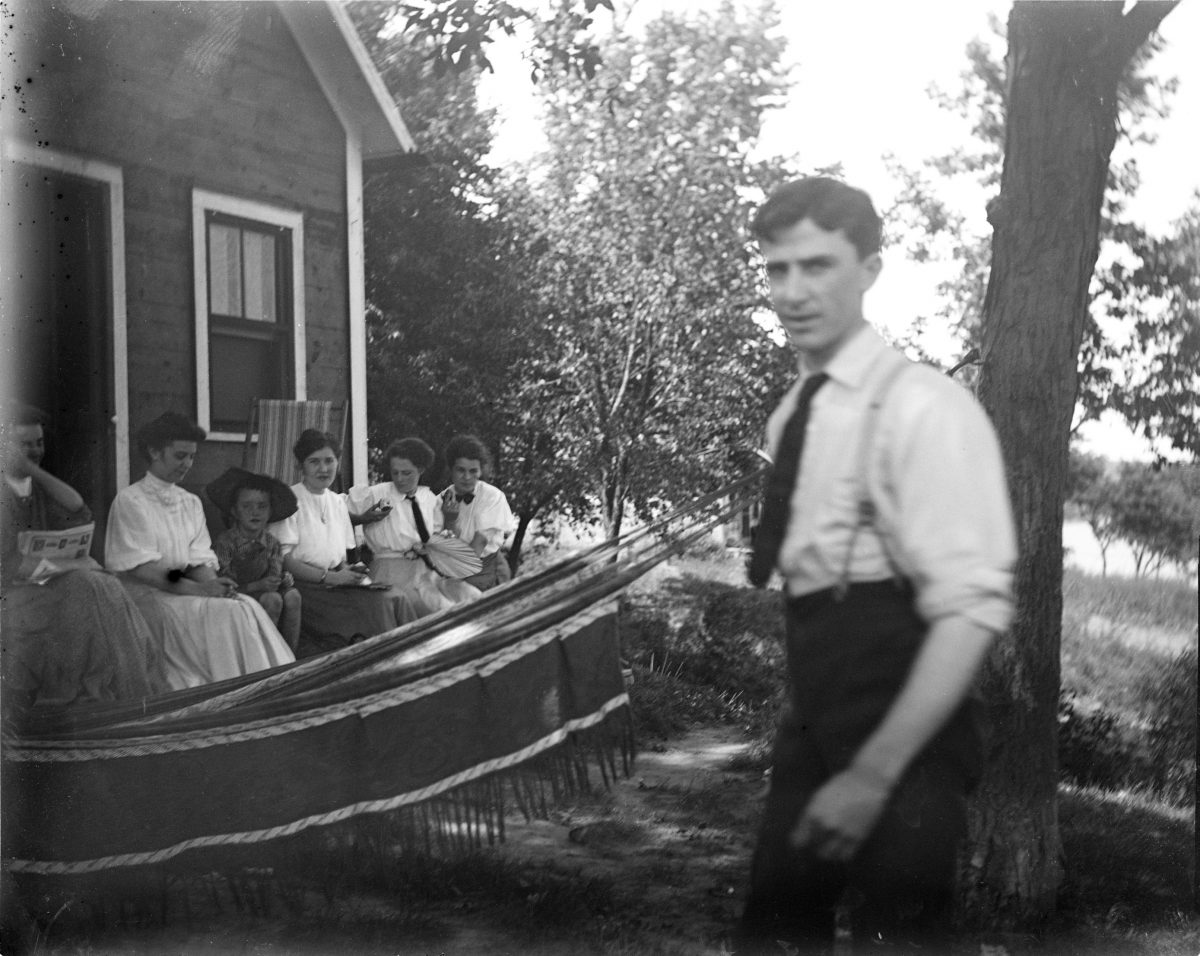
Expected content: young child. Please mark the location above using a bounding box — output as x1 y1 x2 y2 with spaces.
210 469 302 652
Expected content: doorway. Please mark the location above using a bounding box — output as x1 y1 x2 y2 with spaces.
4 161 116 554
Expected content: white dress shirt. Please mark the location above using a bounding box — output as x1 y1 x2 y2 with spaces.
437 480 514 557
764 325 1016 634
346 483 443 557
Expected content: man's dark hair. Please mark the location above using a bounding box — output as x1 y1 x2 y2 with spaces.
293 429 341 463
752 177 882 259
444 434 492 471
136 412 206 461
385 437 435 473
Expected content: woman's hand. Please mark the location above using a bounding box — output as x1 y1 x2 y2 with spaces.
325 566 367 587
193 575 240 599
358 500 393 526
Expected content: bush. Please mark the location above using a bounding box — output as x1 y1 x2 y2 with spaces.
1141 647 1197 805
619 576 787 739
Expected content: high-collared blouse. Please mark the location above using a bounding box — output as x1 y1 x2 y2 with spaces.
105 472 216 572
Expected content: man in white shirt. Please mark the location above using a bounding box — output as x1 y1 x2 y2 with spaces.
735 178 1016 954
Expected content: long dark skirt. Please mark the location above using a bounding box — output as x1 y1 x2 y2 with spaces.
294 581 419 657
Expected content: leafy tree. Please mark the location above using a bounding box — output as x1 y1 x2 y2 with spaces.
504 1 795 537
351 3 579 571
888 17 1180 436
1066 450 1122 577
1105 199 1200 456
1109 461 1200 576
967 0 1179 929
394 0 613 80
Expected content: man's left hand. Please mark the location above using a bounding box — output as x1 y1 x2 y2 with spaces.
788 765 893 862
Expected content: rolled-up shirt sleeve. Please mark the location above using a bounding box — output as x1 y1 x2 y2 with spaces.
882 382 1016 634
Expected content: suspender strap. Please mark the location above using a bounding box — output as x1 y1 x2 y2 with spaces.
835 355 912 598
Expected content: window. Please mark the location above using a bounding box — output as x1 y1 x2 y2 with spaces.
193 190 305 438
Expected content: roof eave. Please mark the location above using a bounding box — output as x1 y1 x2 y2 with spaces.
276 1 416 159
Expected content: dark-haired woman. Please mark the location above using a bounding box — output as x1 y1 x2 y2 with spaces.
2 405 168 714
268 429 418 653
347 437 481 618
105 412 294 689
438 434 515 592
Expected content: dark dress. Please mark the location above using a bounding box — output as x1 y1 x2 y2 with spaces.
1 479 167 715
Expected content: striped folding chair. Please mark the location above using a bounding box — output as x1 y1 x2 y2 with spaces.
242 398 349 487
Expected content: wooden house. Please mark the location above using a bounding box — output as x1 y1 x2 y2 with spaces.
1 1 415 544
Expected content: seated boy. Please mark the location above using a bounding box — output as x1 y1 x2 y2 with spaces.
209 468 302 652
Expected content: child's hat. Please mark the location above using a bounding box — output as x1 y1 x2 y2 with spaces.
206 467 298 523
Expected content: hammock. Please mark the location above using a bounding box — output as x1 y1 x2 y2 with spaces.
3 472 763 879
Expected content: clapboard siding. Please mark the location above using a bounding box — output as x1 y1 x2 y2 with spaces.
20 1 352 484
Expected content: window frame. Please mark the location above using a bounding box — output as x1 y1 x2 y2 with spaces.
192 188 305 441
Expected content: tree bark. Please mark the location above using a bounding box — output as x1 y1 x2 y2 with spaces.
967 0 1176 930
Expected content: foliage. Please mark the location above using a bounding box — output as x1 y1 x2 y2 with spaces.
1059 568 1196 808
395 0 614 81
1106 461 1200 576
1104 199 1200 456
619 572 786 740
505 1 795 536
1067 450 1123 577
350 4 596 566
888 18 1190 442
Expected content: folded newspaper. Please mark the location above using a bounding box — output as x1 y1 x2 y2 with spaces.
16 523 102 584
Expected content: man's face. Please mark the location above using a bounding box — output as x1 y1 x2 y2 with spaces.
451 458 482 496
760 218 882 368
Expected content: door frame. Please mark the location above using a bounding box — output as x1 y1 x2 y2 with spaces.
2 138 130 489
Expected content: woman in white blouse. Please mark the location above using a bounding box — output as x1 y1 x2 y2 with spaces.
438 434 515 591
347 437 481 618
105 412 294 689
268 429 417 653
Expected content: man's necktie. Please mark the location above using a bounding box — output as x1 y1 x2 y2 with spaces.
748 372 830 588
455 493 475 504
407 495 436 571
407 495 430 542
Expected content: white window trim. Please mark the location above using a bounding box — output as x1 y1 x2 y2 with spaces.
2 139 131 489
192 188 305 442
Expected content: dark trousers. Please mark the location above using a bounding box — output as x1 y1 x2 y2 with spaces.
737 581 980 954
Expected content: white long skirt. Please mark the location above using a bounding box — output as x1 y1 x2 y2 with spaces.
123 580 295 690
369 556 481 620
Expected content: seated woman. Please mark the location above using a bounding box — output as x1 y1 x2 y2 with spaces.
1 404 168 717
347 437 481 618
268 429 418 654
105 412 294 689
438 434 516 592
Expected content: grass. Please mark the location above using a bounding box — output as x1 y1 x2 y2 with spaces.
618 550 1198 952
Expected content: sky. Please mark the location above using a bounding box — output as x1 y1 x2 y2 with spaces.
477 0 1200 461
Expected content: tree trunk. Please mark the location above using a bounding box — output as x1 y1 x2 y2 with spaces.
967 0 1176 930
508 512 536 574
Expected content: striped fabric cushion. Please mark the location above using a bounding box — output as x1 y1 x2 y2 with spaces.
249 400 344 483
